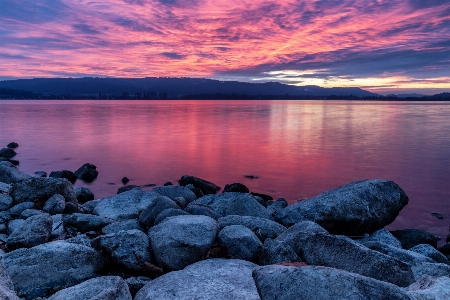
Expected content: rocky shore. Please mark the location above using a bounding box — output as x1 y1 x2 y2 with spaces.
1 143 450 299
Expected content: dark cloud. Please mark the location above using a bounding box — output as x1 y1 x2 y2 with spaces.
408 0 448 9
72 24 101 35
111 18 162 34
161 52 185 59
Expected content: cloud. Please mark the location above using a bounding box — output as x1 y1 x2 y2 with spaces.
161 52 185 59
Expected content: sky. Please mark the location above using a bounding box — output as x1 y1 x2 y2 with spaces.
0 0 449 95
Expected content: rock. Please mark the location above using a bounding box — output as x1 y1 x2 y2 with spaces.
6 142 18 149
292 231 415 287
410 262 450 280
74 187 94 204
7 219 25 235
275 221 328 250
34 171 47 177
0 182 12 194
138 195 179 227
102 219 145 234
0 148 16 158
266 198 288 217
184 203 220 220
0 161 31 184
49 170 77 184
6 213 52 250
356 228 402 248
188 192 273 220
391 229 440 249
74 163 98 182
439 243 450 256
275 180 408 235
122 177 130 184
148 215 218 271
43 194 66 215
0 211 11 224
363 241 434 265
252 265 411 300
218 215 286 242
3 241 105 299
51 214 65 239
64 202 83 214
125 277 151 298
63 213 115 233
218 225 262 262
152 186 197 205
0 194 13 211
19 208 43 219
258 238 301 265
406 276 450 299
431 212 444 220
8 202 34 218
92 229 151 273
134 259 259 300
172 196 187 209
250 192 273 203
117 185 141 194
64 234 92 247
47 276 132 300
0 259 19 300
10 177 77 206
81 199 100 214
184 183 204 198
223 183 249 193
409 244 450 265
154 208 190 225
163 182 172 186
178 175 221 195
93 189 160 220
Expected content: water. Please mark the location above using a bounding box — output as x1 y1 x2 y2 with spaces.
1 100 449 241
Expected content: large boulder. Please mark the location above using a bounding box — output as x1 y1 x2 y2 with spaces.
134 259 259 300
363 241 434 265
152 186 197 204
92 229 151 273
406 276 450 299
252 265 411 300
188 192 272 220
10 177 77 206
43 194 66 215
47 276 132 300
0 161 31 184
218 215 286 242
74 163 98 182
6 213 53 250
275 221 328 250
138 196 180 228
148 215 218 271
63 213 115 233
74 187 94 204
356 228 402 248
391 229 440 249
2 241 105 299
409 244 450 265
178 175 221 195
218 225 262 262
410 262 450 280
258 238 301 265
102 219 145 234
184 203 220 220
154 208 190 225
0 260 19 300
49 170 77 184
275 180 408 235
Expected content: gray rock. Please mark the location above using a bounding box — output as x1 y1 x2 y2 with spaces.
49 170 77 184
74 163 98 182
8 202 34 218
406 276 450 299
134 259 259 300
148 215 218 271
10 177 77 206
64 234 92 247
218 225 262 263
51 214 65 239
0 148 16 158
0 182 12 194
152 186 197 205
0 194 13 211
356 228 402 248
293 231 415 287
364 241 434 265
275 180 408 235
19 208 43 219
7 219 25 235
47 276 132 300
125 277 151 298
63 202 83 214
266 198 288 217
172 196 187 209
154 208 189 225
184 203 220 220
218 215 286 242
138 195 179 227
0 211 11 224
391 229 440 249
92 229 151 273
0 161 30 184
0 259 19 300
410 244 450 265
43 194 66 215
81 199 101 214
63 213 115 233
102 219 145 234
93 190 160 220
3 241 105 299
184 183 204 199
6 213 52 250
188 192 273 220
410 262 450 280
275 221 328 250
252 265 412 300
258 238 301 265
74 187 94 204
178 175 221 195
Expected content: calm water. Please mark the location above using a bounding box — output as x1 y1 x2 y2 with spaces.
1 100 449 241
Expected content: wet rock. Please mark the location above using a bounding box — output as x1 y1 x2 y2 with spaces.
363 241 434 265
3 241 105 299
134 259 259 300
218 215 286 242
258 238 301 265
63 213 115 233
266 198 288 217
102 219 145 234
410 262 450 280
19 208 43 219
154 208 189 225
244 175 259 179
431 212 444 220
8 202 34 218
51 214 65 239
6 142 18 149
92 229 151 273
218 225 262 262
125 276 151 298
391 229 440 249
47 276 132 300
152 185 197 205
43 194 66 215
184 203 220 220
0 259 19 300
178 175 221 195
6 213 52 250
0 159 19 166
275 180 408 235
74 187 94 204
223 183 249 193
49 170 77 184
148 215 217 271
356 228 402 248
122 177 130 184
0 194 13 211
250 192 273 203
0 148 16 158
253 265 411 300
34 171 47 177
139 195 179 228
74 163 98 182
188 192 273 220
409 244 450 265
117 185 141 194
0 161 31 184
406 275 450 299
275 221 328 251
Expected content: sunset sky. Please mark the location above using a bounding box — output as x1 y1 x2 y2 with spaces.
1 0 449 94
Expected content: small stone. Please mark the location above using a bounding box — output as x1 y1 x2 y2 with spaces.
163 182 173 186
223 183 249 193
34 171 47 177
74 163 98 182
43 194 66 215
122 177 130 184
74 187 94 204
49 170 77 184
7 142 19 149
431 212 444 220
0 148 16 158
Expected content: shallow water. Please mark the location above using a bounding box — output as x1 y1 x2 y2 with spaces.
1 100 449 241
